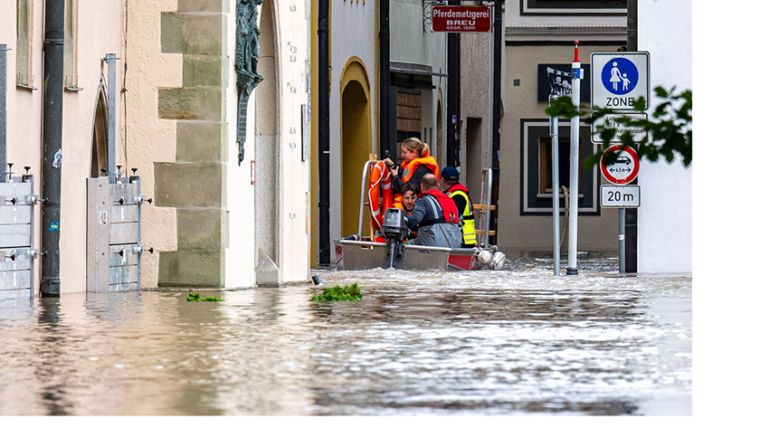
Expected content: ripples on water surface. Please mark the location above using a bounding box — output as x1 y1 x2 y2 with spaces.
0 257 691 415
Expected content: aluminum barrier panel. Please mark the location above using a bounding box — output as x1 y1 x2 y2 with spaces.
87 175 145 292
0 176 38 299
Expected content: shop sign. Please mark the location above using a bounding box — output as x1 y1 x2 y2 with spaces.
432 6 492 32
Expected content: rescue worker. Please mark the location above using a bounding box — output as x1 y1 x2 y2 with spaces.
440 166 477 248
383 137 440 195
406 174 461 248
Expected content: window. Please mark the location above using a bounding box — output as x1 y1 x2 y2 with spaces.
538 137 582 195
395 91 422 163
64 0 78 88
520 120 599 215
16 0 33 87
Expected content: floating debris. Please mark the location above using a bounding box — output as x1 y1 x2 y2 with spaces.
186 292 224 302
311 283 363 302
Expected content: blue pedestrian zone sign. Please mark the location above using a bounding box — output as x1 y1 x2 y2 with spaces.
591 52 650 110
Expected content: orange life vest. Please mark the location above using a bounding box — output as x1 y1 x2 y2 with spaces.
393 155 440 206
368 161 393 231
400 156 440 183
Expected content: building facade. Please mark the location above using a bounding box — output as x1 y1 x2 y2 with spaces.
1 0 312 294
497 0 626 256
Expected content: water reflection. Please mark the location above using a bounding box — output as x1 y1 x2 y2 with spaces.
0 260 691 415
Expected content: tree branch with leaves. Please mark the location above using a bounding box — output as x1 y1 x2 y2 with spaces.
545 86 692 170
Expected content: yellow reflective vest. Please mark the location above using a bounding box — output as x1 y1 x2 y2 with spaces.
446 184 477 246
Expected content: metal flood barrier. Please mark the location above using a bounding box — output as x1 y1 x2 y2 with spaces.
87 172 151 292
0 172 39 299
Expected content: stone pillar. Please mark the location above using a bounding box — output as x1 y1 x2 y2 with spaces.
156 1 230 287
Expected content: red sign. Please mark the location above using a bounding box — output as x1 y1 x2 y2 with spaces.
600 145 640 185
432 6 492 33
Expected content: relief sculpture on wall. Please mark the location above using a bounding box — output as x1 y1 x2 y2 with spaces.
235 0 265 165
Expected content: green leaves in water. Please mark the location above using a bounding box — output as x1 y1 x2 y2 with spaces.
186 292 224 302
311 283 363 302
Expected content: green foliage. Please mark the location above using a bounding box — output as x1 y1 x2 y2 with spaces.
311 283 363 302
186 292 224 302
545 85 692 170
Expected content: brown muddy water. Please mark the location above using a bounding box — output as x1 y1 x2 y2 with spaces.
0 257 691 415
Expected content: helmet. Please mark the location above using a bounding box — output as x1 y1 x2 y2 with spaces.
492 252 506 270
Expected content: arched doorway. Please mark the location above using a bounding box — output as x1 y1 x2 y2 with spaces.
254 0 281 284
91 79 108 178
340 59 372 238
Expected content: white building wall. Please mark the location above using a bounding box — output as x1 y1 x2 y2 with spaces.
638 0 692 274
226 0 312 285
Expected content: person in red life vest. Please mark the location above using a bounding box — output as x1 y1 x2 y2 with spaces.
406 174 462 248
440 166 477 248
382 138 440 203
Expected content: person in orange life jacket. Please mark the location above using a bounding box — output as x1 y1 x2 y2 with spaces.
406 174 462 248
383 137 440 196
440 166 477 248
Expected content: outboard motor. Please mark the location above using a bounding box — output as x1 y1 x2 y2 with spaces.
381 208 408 269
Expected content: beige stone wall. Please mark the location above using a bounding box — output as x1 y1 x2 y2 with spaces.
126 0 181 288
129 0 311 288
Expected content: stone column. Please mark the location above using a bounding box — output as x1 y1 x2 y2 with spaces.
156 1 231 287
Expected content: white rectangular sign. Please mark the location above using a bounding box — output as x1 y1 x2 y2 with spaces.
600 185 640 208
592 113 648 144
591 52 650 110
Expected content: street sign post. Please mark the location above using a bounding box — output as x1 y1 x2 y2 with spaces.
600 144 640 185
592 113 648 144
591 52 650 110
432 6 492 33
600 185 640 208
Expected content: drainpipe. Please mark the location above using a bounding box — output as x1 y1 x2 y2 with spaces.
489 1 503 245
41 0 65 296
446 0 460 167
0 44 8 183
317 0 331 265
625 0 638 273
379 0 390 157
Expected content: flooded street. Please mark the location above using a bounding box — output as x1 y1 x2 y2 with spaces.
0 257 691 415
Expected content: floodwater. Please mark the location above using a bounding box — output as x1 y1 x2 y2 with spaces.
0 257 691 416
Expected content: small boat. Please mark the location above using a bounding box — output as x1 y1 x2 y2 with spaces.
335 163 505 271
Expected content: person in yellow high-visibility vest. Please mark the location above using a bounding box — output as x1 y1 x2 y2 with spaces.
440 166 477 248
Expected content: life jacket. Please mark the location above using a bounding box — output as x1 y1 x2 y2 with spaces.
446 183 477 246
393 155 440 207
400 156 440 183
368 161 393 231
418 189 459 227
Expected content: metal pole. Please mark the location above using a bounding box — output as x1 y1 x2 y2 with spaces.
357 161 372 238
567 41 581 276
550 96 560 276
105 54 118 184
0 44 8 183
625 0 638 274
41 0 65 296
446 0 461 167
317 0 331 264
618 208 625 273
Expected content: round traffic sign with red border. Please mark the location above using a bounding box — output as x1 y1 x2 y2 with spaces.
600 145 639 185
